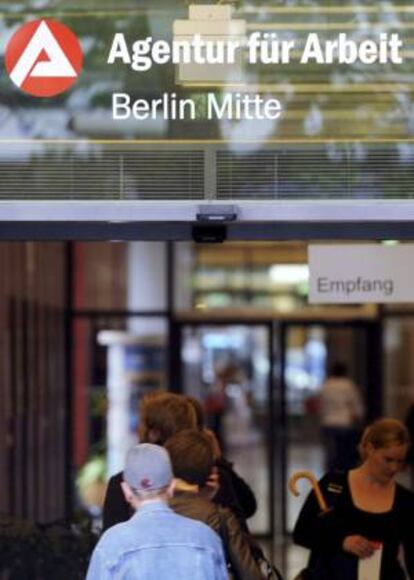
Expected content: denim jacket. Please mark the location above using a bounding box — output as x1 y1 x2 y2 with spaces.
86 501 228 580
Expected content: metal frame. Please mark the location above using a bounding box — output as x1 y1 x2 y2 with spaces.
3 199 414 222
2 194 414 241
3 221 414 241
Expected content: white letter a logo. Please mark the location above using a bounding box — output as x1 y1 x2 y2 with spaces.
10 21 77 87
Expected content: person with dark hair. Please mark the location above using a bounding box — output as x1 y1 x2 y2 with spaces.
102 392 197 530
319 362 364 471
185 395 258 524
87 444 227 579
293 418 414 580
165 430 265 580
102 392 256 534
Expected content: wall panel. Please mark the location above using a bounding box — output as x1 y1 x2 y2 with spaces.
0 242 67 522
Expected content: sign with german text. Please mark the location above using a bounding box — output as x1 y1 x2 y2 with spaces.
309 244 414 303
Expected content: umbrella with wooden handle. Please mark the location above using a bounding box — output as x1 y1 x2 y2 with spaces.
288 470 329 513
289 471 331 580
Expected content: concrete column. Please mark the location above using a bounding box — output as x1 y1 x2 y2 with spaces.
174 242 194 311
97 332 140 475
127 241 167 334
99 243 170 476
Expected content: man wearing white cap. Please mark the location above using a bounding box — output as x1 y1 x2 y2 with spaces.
86 443 228 579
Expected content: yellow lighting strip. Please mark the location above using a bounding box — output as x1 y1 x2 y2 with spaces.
1 138 414 145
270 111 395 120
240 5 414 14
178 83 413 92
0 9 160 18
247 22 414 31
1 5 414 19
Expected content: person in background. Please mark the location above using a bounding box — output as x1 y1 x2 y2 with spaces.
293 418 414 580
319 362 364 471
204 366 228 451
87 444 227 580
165 430 265 580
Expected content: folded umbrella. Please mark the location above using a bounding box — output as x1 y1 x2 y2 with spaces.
288 470 329 513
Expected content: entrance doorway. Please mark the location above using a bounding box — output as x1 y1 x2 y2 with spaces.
172 321 276 538
280 320 382 532
171 315 383 540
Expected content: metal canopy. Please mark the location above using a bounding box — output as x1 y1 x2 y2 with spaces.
1 204 414 240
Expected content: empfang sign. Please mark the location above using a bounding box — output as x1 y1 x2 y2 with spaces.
5 19 83 97
308 244 414 303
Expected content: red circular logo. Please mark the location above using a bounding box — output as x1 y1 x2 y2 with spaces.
5 19 83 97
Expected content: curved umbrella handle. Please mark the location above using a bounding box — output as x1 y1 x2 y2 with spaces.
288 470 329 513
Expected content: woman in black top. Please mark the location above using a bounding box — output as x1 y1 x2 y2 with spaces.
293 418 414 580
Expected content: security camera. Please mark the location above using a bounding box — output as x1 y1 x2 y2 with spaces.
196 204 238 223
192 224 227 243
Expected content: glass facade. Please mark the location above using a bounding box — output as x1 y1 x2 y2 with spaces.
0 2 413 205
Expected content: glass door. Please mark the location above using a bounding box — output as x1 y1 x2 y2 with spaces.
281 321 382 533
175 321 275 537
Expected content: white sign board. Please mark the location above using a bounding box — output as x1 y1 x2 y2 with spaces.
309 244 414 303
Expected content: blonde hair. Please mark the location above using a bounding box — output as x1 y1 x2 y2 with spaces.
358 418 410 460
